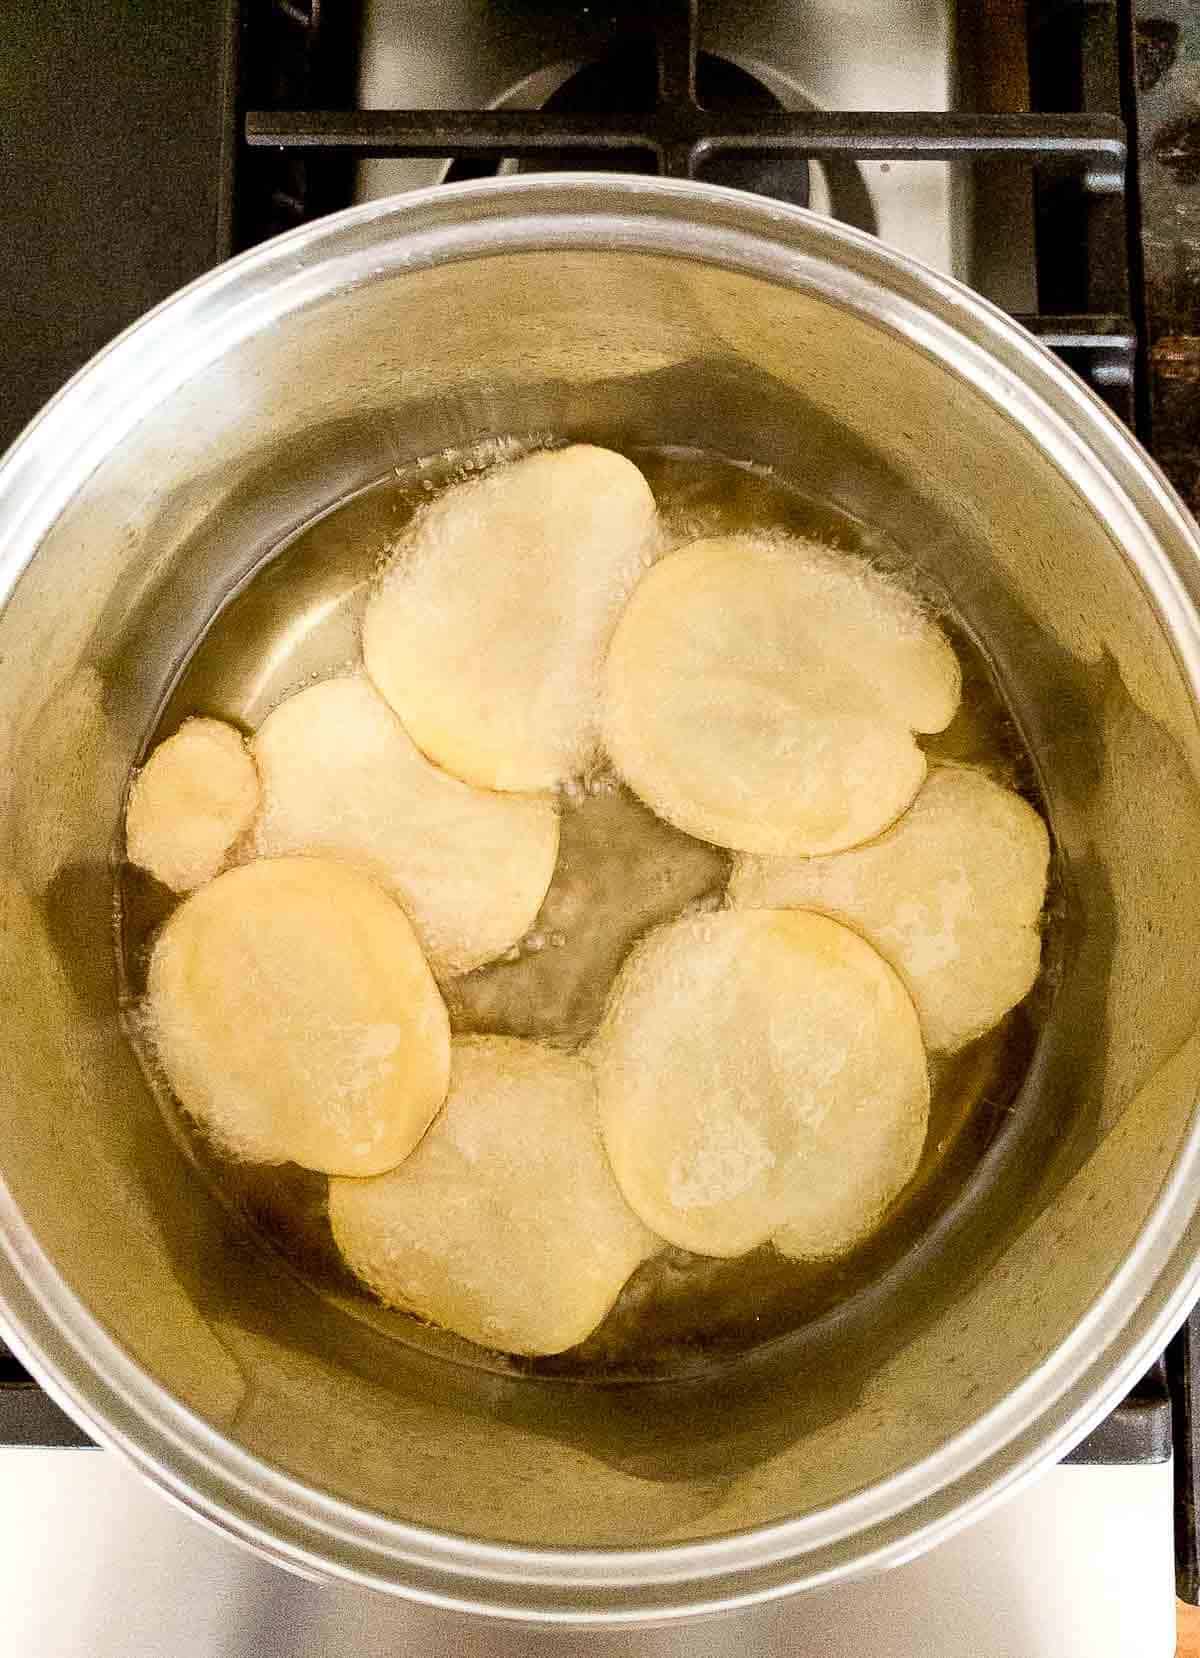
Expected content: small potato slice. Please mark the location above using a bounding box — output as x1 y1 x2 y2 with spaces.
148 857 450 1176
126 717 259 892
730 766 1050 1054
591 909 929 1258
251 676 559 975
362 445 658 792
329 1036 659 1356
602 535 960 855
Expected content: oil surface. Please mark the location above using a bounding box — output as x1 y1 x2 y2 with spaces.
116 445 1053 1381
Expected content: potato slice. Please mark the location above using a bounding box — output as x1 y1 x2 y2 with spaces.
362 445 658 791
126 717 259 892
329 1036 659 1356
730 765 1050 1054
148 857 450 1176
591 910 929 1258
602 535 959 855
251 676 559 975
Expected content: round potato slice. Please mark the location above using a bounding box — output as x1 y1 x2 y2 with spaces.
730 765 1050 1054
329 1036 659 1356
251 676 559 975
148 857 450 1176
602 535 960 855
591 909 929 1258
126 717 259 892
362 445 658 792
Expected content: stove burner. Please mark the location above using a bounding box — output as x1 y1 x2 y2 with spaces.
445 43 812 208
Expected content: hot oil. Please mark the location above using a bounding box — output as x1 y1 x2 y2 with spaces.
116 443 1053 1383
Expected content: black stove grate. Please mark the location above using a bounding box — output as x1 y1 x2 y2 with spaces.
238 0 1143 425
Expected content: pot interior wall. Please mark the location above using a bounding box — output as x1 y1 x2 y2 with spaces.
2 238 1200 1549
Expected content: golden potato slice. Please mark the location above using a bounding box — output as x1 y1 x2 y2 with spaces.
148 857 450 1176
730 766 1049 1054
251 676 559 975
602 535 960 855
591 910 929 1258
126 717 259 892
362 445 658 791
329 1036 659 1356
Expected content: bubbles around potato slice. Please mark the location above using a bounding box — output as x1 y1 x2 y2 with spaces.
148 857 450 1177
362 445 658 792
126 717 259 892
329 1036 659 1356
730 764 1050 1054
602 535 960 855
251 676 559 975
591 909 929 1258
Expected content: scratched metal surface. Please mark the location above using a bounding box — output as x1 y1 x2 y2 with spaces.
1138 3 1200 508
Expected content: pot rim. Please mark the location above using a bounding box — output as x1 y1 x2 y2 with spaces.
2 172 1200 1622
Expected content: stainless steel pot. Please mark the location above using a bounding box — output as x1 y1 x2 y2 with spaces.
2 175 1200 1623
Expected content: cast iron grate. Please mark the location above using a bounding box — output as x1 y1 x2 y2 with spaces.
239 0 1143 425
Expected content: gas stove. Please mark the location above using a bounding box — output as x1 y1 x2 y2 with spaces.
3 2 1199 1652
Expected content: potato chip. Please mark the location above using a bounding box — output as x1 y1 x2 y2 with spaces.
731 765 1049 1052
363 445 658 791
603 535 959 854
126 717 259 892
148 857 450 1176
329 1036 658 1355
252 676 558 974
591 909 929 1258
